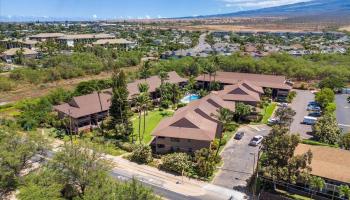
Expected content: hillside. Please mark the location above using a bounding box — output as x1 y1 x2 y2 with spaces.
196 0 350 22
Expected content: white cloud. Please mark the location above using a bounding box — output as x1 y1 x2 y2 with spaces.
92 14 97 19
221 0 311 9
145 15 151 19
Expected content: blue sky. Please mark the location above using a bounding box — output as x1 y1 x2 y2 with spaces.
0 0 309 19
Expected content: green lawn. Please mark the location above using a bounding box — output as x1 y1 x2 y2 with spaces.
261 102 277 124
132 109 173 144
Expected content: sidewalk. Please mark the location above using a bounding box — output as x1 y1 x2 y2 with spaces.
105 154 247 200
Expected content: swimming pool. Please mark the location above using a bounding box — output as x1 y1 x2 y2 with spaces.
180 94 200 103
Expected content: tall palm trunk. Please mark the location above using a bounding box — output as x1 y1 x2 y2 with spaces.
142 107 147 143
138 108 142 144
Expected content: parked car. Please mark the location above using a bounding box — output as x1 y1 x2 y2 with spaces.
307 105 321 112
234 131 245 140
308 112 321 117
303 116 317 125
278 102 288 107
249 135 264 146
308 101 320 107
267 118 279 125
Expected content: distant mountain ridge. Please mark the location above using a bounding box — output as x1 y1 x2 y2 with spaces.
193 0 350 19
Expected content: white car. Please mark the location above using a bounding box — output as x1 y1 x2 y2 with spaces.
249 135 264 146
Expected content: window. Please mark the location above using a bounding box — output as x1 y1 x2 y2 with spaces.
157 144 165 148
158 136 165 139
187 139 192 143
170 138 180 142
188 148 192 153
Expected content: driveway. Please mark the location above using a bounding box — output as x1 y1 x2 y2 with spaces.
336 94 350 133
290 90 315 139
213 125 271 192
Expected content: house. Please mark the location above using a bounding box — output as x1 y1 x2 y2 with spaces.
1 48 38 63
54 71 187 132
196 72 292 101
294 144 350 192
151 93 235 154
57 33 115 47
92 38 136 50
217 81 264 106
53 92 111 133
28 33 65 41
0 38 39 50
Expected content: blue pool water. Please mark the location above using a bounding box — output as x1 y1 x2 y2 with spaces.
181 94 200 103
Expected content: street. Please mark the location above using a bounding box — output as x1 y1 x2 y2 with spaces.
212 125 270 192
105 154 247 200
289 90 315 138
335 94 350 133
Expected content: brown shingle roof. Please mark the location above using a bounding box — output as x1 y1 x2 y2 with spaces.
196 71 292 90
104 71 187 99
93 38 134 45
55 71 186 118
29 33 65 38
152 93 235 141
218 82 261 103
294 144 350 183
53 92 111 118
58 33 115 40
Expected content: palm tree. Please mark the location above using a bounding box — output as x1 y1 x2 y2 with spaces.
212 108 233 156
339 185 350 200
137 83 151 143
309 176 325 198
206 63 218 90
158 70 169 106
134 94 146 143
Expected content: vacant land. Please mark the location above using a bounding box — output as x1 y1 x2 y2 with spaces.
339 25 350 32
0 66 139 103
178 24 314 33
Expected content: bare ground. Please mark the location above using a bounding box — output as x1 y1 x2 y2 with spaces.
0 66 139 103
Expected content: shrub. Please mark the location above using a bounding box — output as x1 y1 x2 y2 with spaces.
159 153 191 174
0 77 15 92
129 144 153 164
286 91 297 103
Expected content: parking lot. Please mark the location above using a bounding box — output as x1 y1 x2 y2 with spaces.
290 90 315 139
336 94 350 133
212 125 271 191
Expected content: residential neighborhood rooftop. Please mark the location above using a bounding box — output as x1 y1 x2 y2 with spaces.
294 144 350 184
152 93 235 141
196 71 292 90
1 48 38 56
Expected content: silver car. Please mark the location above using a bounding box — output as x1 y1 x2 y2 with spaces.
249 135 264 146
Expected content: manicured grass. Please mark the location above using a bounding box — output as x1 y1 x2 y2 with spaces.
276 189 312 200
132 109 173 144
302 139 339 148
261 102 277 124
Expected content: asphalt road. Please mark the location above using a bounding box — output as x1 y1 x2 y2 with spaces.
213 125 270 192
290 90 315 139
335 94 350 133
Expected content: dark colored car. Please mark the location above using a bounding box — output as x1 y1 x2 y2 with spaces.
234 132 245 140
308 112 321 117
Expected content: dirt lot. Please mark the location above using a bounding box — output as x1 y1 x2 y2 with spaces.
339 25 350 32
178 24 314 33
0 66 139 103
